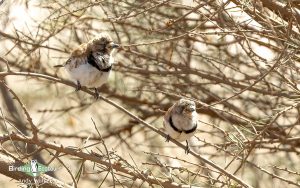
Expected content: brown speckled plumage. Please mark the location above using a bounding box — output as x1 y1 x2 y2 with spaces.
65 33 115 70
55 33 119 92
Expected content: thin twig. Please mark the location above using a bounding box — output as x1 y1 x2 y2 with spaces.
91 118 116 188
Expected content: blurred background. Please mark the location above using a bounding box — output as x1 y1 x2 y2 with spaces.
0 0 300 187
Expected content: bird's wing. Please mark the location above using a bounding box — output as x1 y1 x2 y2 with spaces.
71 43 89 57
65 56 87 71
164 103 175 123
64 58 72 65
63 43 89 69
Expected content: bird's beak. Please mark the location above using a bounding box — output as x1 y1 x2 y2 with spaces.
111 43 120 49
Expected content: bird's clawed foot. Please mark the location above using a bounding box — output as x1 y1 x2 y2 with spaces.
94 88 99 100
185 140 190 154
75 81 81 91
165 135 171 142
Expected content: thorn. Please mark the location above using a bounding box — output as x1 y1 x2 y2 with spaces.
94 88 99 100
75 81 81 91
185 140 190 154
165 135 170 142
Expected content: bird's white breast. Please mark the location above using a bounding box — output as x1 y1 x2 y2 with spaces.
164 112 197 142
172 112 197 130
65 56 113 88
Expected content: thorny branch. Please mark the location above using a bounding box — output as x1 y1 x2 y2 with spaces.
0 0 300 187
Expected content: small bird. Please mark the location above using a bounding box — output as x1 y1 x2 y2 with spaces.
55 33 119 98
163 99 198 154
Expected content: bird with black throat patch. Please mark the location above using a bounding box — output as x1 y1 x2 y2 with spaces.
163 98 198 154
54 33 119 99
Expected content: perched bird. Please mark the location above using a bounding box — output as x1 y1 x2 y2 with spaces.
163 99 198 154
55 33 119 98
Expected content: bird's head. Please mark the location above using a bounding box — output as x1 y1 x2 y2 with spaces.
175 99 196 116
89 33 119 55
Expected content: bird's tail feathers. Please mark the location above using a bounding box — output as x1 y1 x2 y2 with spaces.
53 65 64 68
